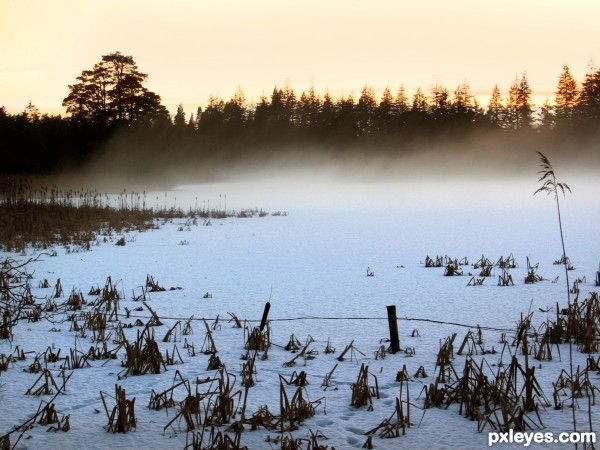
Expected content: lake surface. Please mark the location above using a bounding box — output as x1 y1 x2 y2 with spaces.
2 174 599 449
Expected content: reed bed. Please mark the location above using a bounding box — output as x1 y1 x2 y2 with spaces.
0 178 278 252
1 281 598 448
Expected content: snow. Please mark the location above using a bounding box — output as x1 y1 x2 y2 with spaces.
1 177 599 449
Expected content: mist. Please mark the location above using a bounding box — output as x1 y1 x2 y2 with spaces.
42 124 599 202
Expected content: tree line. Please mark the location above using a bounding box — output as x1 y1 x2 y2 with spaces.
1 51 599 175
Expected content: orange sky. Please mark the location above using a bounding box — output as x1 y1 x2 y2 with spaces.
1 0 598 117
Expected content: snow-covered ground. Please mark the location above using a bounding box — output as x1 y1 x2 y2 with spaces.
1 177 599 449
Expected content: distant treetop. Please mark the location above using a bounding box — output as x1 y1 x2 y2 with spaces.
62 51 170 126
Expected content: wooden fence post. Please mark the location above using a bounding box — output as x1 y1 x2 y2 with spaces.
260 302 271 331
387 305 400 353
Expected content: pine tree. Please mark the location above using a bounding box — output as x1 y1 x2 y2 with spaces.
505 73 533 129
392 85 410 131
429 81 450 123
577 61 600 127
297 85 322 130
62 51 168 125
554 65 579 129
318 91 336 132
487 84 505 128
194 106 202 130
505 77 519 129
174 104 186 128
516 72 534 129
375 86 394 133
452 81 476 122
281 81 298 126
335 93 356 137
411 87 428 112
394 85 410 115
223 87 247 131
537 98 554 131
23 101 40 122
356 85 377 135
198 95 225 132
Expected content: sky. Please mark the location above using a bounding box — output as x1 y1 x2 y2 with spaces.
1 0 599 117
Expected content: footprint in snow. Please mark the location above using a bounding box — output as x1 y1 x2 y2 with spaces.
315 417 334 427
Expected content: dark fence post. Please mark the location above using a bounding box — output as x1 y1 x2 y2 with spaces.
260 302 271 331
386 305 400 353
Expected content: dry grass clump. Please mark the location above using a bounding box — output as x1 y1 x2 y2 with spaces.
120 324 165 377
350 364 379 409
425 255 468 270
336 340 365 362
497 269 514 286
444 260 463 276
496 253 517 269
544 292 600 354
244 323 270 353
64 287 86 310
421 318 561 435
100 384 137 433
61 345 92 370
0 353 15 372
424 255 444 268
278 374 323 432
163 367 243 437
366 397 411 439
37 400 71 432
524 257 543 284
552 366 599 409
25 369 66 396
554 255 575 270
185 426 247 450
146 274 165 292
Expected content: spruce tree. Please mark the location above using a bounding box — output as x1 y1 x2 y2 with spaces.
554 64 579 129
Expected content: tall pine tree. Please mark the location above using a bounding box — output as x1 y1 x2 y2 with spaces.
554 65 579 129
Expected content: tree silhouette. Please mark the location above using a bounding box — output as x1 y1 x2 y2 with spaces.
487 85 504 128
374 86 395 133
335 93 357 138
505 73 533 129
174 104 186 128
223 87 247 132
554 65 579 129
198 94 225 132
297 85 322 131
62 51 168 126
317 91 336 134
356 86 377 135
516 73 534 128
577 61 600 128
429 81 451 124
452 81 476 121
393 85 410 130
5 58 600 176
411 87 428 112
537 98 554 131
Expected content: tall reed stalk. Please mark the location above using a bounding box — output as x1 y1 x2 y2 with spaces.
533 152 577 444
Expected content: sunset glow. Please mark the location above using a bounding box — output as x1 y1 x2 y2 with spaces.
1 0 599 116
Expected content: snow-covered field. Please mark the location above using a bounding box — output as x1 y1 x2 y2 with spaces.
1 176 599 449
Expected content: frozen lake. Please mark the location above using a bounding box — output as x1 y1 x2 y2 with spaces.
1 174 599 449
